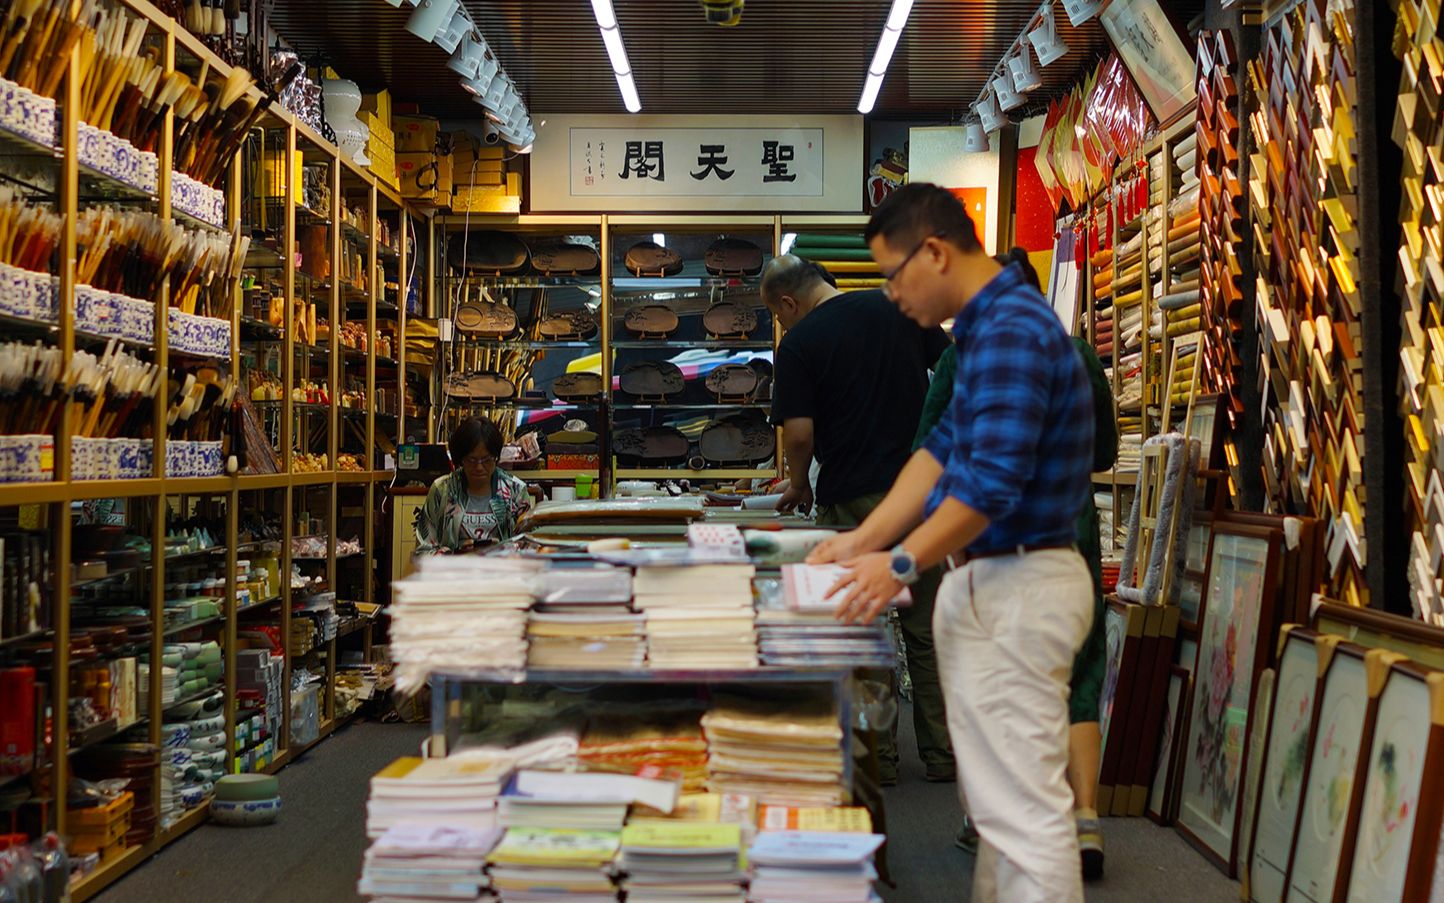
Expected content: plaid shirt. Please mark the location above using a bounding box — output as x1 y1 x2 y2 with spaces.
920 263 1094 554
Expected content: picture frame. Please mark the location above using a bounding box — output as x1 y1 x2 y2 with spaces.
1284 647 1401 902
1180 514 1213 631
1098 598 1150 814
1237 666 1274 893
1313 599 1444 671
1177 634 1200 673
1147 665 1194 826
1247 627 1337 903
1338 661 1444 901
1175 521 1282 875
1186 393 1226 473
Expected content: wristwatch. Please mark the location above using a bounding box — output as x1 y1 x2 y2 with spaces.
889 545 919 586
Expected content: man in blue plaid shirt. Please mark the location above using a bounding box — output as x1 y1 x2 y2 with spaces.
812 183 1094 903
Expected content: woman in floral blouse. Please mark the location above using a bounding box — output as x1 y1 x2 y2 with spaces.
414 417 534 554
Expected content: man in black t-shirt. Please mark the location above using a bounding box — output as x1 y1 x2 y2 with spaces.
763 254 954 785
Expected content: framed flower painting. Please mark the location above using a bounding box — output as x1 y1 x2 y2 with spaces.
1176 521 1281 875
1341 662 1444 902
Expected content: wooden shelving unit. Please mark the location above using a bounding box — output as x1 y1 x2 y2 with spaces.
0 0 432 894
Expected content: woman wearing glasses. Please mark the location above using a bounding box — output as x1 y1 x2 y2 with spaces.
414 417 534 554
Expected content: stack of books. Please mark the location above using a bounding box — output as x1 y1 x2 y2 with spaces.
702 696 846 807
388 557 540 690
752 565 902 668
579 715 710 793
618 820 745 902
746 831 886 903
633 563 757 669
487 827 621 902
358 823 499 901
500 768 681 831
366 756 511 839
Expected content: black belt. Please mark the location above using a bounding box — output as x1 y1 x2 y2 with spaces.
959 542 1076 565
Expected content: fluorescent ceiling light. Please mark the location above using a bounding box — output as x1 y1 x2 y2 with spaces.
600 26 630 75
652 233 665 247
869 26 901 75
616 70 641 112
590 0 617 30
885 0 914 31
780 233 797 254
859 0 913 113
857 72 883 114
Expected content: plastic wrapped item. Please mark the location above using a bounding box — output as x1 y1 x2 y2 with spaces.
1116 433 1199 606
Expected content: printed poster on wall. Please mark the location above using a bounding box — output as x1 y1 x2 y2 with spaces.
1099 0 1196 123
530 114 864 212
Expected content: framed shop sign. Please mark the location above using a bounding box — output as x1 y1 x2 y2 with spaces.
530 114 864 212
1175 520 1281 875
1099 0 1197 123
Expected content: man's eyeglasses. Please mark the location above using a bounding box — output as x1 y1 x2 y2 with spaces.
881 230 948 299
460 453 496 468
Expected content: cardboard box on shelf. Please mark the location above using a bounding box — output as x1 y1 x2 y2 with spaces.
451 185 521 214
360 89 392 125
436 151 453 199
507 171 521 195
368 140 398 192
397 152 443 203
393 114 439 153
263 150 303 199
455 167 505 188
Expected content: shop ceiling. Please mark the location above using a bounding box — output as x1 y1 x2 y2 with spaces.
270 0 1201 119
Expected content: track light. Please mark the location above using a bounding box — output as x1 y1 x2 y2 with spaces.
434 8 469 53
963 120 990 153
993 72 1024 112
1027 3 1069 67
448 36 483 78
404 0 459 43
977 90 1005 132
1007 43 1042 93
1061 0 1102 26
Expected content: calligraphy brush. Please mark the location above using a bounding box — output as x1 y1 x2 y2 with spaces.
0 0 47 83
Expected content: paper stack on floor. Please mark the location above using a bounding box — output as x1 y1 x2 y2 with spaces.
702 696 845 807
389 557 540 690
634 563 757 669
579 713 710 793
500 768 681 831
619 820 745 902
487 827 621 902
746 831 885 903
358 823 500 901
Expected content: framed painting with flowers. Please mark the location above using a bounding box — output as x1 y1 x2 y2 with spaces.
1284 644 1385 902
1338 661 1444 902
1247 627 1335 902
1175 520 1281 875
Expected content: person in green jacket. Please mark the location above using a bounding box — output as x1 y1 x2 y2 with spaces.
918 247 1117 880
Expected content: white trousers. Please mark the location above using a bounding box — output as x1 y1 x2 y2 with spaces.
933 547 1093 903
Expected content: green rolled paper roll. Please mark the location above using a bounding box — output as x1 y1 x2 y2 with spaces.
793 233 868 249
791 246 876 262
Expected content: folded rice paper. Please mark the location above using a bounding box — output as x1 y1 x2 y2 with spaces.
520 497 707 528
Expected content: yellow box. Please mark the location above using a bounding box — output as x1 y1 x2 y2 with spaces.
455 167 504 188
506 171 521 196
360 90 392 125
397 152 442 202
394 114 439 153
436 152 453 199
452 186 521 213
263 150 303 199
368 142 399 191
362 112 394 149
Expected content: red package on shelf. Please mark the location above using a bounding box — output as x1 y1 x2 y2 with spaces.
0 667 36 775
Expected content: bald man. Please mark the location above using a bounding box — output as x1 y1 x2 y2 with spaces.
762 254 954 785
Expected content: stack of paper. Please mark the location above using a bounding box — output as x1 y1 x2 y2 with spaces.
526 610 646 671
580 715 710 793
746 831 885 903
499 768 681 831
366 735 580 840
534 564 633 610
366 756 510 839
358 823 499 901
619 821 745 902
487 827 621 902
702 696 846 807
634 564 757 669
389 557 540 690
